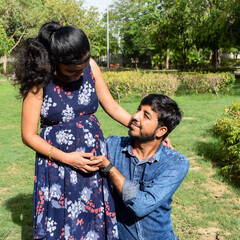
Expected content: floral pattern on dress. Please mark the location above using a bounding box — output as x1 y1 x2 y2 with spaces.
62 104 75 122
33 64 118 240
41 95 57 117
78 81 95 105
56 129 75 146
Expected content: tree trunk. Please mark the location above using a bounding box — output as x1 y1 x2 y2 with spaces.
166 49 170 69
182 48 187 71
211 49 219 68
149 50 153 68
3 54 7 75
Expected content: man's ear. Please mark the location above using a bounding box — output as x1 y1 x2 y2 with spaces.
156 126 168 138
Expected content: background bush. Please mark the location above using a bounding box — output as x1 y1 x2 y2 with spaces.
103 71 235 101
179 72 235 97
102 71 180 102
213 102 240 184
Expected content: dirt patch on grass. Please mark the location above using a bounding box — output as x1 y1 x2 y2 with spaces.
183 117 196 120
197 227 222 239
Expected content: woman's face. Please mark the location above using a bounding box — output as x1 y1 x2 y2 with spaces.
56 59 90 83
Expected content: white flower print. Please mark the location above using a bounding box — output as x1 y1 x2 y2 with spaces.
38 157 44 166
112 224 119 239
83 129 96 147
67 198 83 220
61 104 75 122
70 170 78 184
56 129 75 146
41 95 57 117
43 126 52 141
47 217 57 237
78 81 95 105
58 166 65 179
76 146 86 152
41 186 50 201
100 140 107 156
50 183 61 200
85 230 99 240
90 174 98 187
103 185 109 202
65 225 71 240
85 119 93 128
81 187 93 202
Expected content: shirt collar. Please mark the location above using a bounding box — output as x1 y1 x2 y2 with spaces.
122 138 164 163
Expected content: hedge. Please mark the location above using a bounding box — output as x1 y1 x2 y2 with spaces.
179 72 235 97
102 71 180 102
102 71 236 101
213 102 240 184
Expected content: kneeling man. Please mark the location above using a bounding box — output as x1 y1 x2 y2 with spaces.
92 94 189 240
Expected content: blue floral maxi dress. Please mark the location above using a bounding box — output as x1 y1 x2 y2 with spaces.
33 65 118 240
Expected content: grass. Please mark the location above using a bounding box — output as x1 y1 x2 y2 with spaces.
0 78 240 239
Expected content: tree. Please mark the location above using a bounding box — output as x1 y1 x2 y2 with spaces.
42 0 105 58
193 0 229 68
0 0 45 74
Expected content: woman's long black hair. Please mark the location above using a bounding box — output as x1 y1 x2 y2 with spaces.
14 21 90 97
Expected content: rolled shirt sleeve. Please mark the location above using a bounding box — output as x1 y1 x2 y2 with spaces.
121 157 189 218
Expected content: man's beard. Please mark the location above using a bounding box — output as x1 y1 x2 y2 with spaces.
128 128 158 143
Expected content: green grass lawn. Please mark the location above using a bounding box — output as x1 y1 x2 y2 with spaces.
0 78 239 239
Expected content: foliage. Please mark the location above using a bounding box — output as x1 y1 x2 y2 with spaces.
42 0 105 58
214 102 240 184
0 19 14 56
0 0 105 58
0 0 45 54
102 71 180 102
179 72 235 96
0 62 14 75
108 0 240 70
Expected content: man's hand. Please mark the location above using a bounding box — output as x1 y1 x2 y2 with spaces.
90 155 110 169
66 152 102 173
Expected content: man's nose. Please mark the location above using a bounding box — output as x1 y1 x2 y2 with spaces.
132 111 141 121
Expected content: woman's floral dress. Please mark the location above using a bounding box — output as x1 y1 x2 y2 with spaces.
33 65 118 240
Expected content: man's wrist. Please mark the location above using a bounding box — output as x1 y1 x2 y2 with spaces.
101 162 114 174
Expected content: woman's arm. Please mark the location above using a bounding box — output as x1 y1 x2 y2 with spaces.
21 87 101 173
90 58 132 127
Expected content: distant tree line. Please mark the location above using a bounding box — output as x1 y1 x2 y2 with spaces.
1 0 240 73
106 0 240 70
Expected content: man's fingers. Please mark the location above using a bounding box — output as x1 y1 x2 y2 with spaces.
87 159 103 165
85 165 99 172
90 156 105 161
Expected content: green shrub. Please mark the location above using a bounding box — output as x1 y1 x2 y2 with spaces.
103 71 141 102
213 102 240 184
102 71 180 102
179 72 235 96
139 73 180 97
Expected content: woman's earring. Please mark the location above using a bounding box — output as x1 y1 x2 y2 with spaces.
54 65 57 76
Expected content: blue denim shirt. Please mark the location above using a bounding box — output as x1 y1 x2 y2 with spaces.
106 136 189 240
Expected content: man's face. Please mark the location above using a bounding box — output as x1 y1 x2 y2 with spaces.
129 104 160 142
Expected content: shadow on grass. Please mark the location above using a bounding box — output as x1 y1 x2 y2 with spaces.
5 193 33 239
195 132 240 190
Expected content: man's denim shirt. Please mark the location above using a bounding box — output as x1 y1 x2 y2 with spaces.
106 136 189 240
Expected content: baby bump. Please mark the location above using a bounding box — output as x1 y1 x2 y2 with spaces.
40 114 107 156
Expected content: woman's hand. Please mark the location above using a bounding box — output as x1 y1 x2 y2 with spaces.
66 152 102 173
162 137 174 149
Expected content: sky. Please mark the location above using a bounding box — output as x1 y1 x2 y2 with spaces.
84 0 113 15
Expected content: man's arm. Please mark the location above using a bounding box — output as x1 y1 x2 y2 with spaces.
92 155 189 218
91 156 126 196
